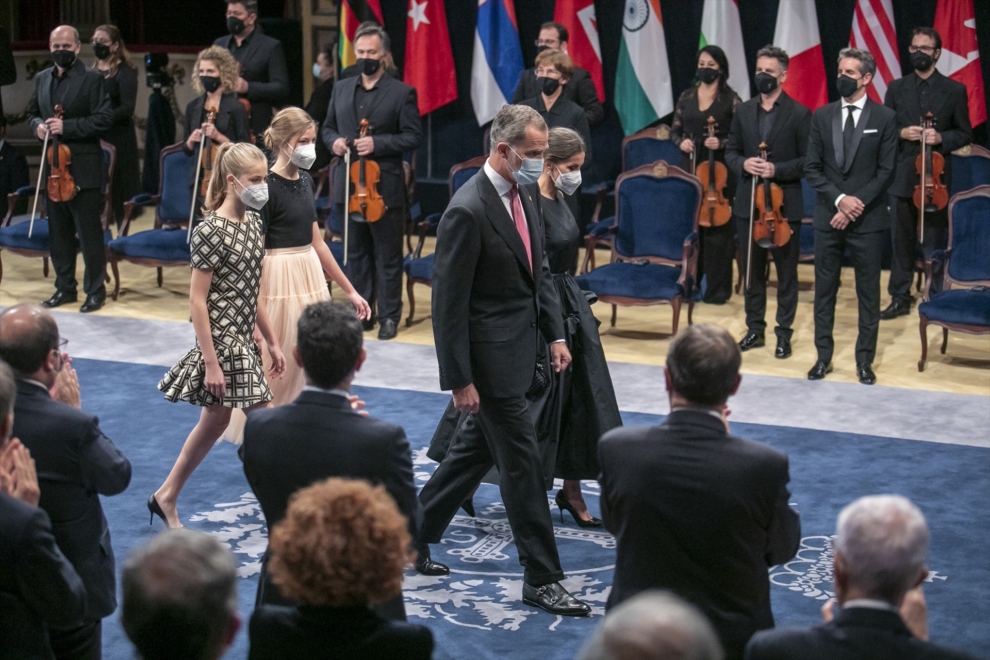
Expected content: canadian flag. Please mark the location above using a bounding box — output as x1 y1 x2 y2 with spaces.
774 0 828 110
553 0 605 102
934 0 986 126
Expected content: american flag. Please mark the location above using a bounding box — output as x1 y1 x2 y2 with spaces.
849 0 899 103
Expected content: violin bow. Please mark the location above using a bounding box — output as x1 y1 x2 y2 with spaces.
918 116 926 244
342 141 351 266
187 131 208 242
745 173 758 292
28 126 52 239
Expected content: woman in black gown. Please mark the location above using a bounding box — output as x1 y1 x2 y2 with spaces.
670 45 742 304
90 24 140 228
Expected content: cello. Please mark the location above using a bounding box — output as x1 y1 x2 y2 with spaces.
746 143 791 289
29 105 77 238
694 116 731 227
347 118 385 223
187 106 218 241
912 111 948 242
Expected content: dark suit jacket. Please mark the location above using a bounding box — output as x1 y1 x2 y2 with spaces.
305 78 335 172
248 604 433 660
214 29 289 136
726 92 811 223
513 66 604 126
26 60 113 190
518 94 593 168
745 606 980 660
884 70 972 198
804 98 898 234
0 493 87 660
12 380 132 621
599 410 801 659
0 140 30 202
321 74 422 209
432 169 565 397
182 92 251 154
0 26 15 119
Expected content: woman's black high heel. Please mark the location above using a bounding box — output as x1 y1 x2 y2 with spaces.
555 490 602 528
460 497 476 517
147 494 168 526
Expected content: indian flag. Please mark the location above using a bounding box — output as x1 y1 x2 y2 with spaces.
699 0 751 100
615 0 673 135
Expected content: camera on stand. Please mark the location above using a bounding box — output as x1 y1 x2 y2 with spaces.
145 53 175 89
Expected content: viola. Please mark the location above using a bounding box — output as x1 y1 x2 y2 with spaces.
912 111 948 241
198 106 218 198
348 118 385 223
46 105 77 203
694 115 731 228
752 142 791 250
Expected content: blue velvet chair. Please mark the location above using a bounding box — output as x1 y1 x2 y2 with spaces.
917 185 990 372
574 162 702 335
0 140 116 286
106 142 193 300
950 144 990 197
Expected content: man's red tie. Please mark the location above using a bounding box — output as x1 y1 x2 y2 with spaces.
509 186 532 272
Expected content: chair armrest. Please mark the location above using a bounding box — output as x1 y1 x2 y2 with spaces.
677 232 700 297
590 185 615 225
128 193 157 207
923 249 949 302
3 189 36 228
120 195 161 237
424 212 442 228
585 218 617 239
15 186 35 197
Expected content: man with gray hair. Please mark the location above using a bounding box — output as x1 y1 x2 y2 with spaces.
414 104 589 616
121 529 240 660
578 590 724 660
746 495 978 659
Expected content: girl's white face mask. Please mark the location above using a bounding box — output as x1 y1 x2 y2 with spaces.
233 177 269 209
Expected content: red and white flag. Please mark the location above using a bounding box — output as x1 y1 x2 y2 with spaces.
553 0 605 102
934 0 986 126
849 0 898 103
405 0 458 115
774 0 828 110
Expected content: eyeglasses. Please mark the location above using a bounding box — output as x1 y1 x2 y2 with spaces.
908 45 936 54
57 338 68 350
535 39 560 48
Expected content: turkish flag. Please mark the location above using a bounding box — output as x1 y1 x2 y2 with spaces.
405 0 458 115
934 0 986 126
553 0 605 102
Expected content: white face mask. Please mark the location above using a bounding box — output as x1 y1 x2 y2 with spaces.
508 146 544 185
233 177 269 209
285 143 317 169
552 164 582 196
312 63 322 79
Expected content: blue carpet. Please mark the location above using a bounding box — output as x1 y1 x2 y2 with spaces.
69 358 990 660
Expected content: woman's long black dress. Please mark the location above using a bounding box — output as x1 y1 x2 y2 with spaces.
100 64 141 227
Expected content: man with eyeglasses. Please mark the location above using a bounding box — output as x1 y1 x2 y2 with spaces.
880 27 972 320
512 22 603 126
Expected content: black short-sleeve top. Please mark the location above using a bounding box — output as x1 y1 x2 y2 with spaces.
261 171 318 250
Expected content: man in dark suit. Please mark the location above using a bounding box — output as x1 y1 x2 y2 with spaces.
880 27 972 320
727 46 811 360
0 360 88 660
0 26 16 136
322 23 422 340
513 22 604 127
27 25 113 314
804 48 898 385
214 0 289 138
746 495 979 660
599 324 800 659
0 305 132 660
242 301 420 620
0 116 31 203
413 104 589 617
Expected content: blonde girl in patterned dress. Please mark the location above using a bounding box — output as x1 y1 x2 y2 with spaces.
150 142 286 528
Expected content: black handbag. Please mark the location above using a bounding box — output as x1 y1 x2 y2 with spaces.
526 360 550 398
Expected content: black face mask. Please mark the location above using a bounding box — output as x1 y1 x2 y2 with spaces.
52 50 76 70
539 76 560 96
227 16 246 36
836 74 860 99
696 67 720 85
910 51 934 72
536 45 550 55
200 75 222 94
93 43 111 60
358 57 381 76
755 72 779 95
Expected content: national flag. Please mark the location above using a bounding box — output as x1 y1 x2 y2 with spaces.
934 0 987 126
614 0 674 135
699 0 750 101
405 0 458 115
553 0 605 102
849 0 898 103
339 0 383 70
774 0 828 110
471 0 524 126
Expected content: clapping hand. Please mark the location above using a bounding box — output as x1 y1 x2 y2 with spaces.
0 439 41 507
50 355 81 409
348 395 369 417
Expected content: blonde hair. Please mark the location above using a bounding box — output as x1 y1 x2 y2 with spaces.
263 107 318 152
202 142 267 213
192 46 239 95
90 24 132 78
534 49 574 81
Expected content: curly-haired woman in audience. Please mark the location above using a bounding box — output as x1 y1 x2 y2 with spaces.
249 477 433 659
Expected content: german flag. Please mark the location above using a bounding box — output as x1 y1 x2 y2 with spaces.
339 0 384 70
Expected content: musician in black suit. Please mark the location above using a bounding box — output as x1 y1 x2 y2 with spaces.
0 26 15 125
27 25 113 314
599 324 800 660
322 23 422 341
804 48 898 386
214 0 290 138
182 47 251 159
880 27 972 320
0 305 132 660
746 495 979 660
727 46 811 360
242 301 419 620
513 21 604 126
414 105 590 617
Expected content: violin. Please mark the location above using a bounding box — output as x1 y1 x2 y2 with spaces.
912 111 948 241
752 142 790 250
348 118 385 223
694 116 731 228
46 105 77 203
198 106 218 198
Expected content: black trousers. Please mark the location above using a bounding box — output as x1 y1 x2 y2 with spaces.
888 196 948 304
46 189 106 298
700 217 737 304
737 217 800 340
417 393 564 587
50 619 101 660
813 228 885 365
343 205 404 324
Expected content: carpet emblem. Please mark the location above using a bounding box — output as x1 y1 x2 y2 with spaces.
189 492 267 578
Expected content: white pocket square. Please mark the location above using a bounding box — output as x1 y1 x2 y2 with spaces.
863 129 878 134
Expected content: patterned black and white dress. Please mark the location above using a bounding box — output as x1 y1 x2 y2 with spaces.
159 211 272 408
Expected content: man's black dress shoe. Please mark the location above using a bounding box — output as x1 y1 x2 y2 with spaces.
414 554 450 576
807 360 833 380
522 582 591 617
41 291 77 309
79 295 105 313
775 337 792 359
378 319 397 340
739 333 765 352
879 300 912 320
857 363 876 385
